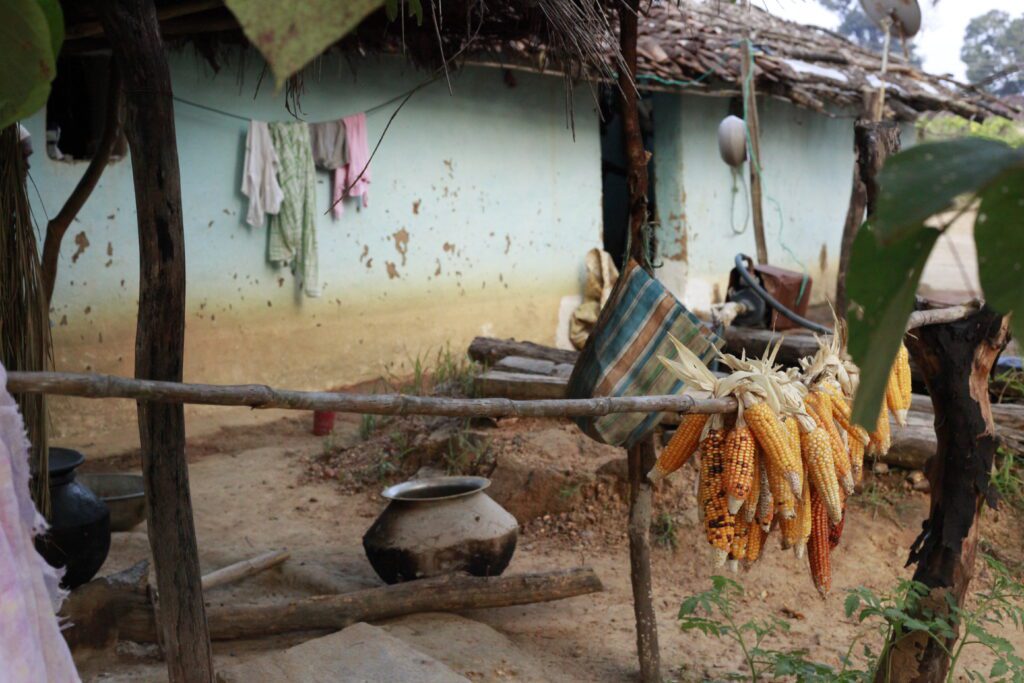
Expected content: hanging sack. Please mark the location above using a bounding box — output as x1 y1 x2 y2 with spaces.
567 259 723 448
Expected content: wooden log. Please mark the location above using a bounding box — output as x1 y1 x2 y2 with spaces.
467 337 578 366
741 37 768 265
876 307 1010 682
93 1 212 680
475 370 567 400
202 549 290 592
116 568 603 643
627 438 661 683
492 355 573 378
5 371 738 417
61 560 153 651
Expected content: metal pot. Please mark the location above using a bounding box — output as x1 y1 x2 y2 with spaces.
362 476 518 584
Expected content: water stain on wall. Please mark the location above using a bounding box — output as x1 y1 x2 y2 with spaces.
72 232 90 263
412 199 421 215
392 228 409 266
819 243 828 274
386 262 400 279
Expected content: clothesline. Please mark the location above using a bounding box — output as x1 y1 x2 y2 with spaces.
173 76 437 125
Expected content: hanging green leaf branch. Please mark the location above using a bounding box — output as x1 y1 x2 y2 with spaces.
846 137 1024 427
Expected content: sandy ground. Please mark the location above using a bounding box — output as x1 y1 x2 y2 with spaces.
68 408 1024 683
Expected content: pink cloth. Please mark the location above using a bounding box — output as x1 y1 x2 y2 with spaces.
0 363 80 682
331 112 370 219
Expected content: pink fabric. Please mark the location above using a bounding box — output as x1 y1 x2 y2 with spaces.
331 112 370 219
0 363 80 682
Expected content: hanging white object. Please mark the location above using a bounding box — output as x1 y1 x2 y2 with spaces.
860 0 920 38
717 115 747 167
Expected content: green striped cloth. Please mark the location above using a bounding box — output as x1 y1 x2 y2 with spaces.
567 260 722 448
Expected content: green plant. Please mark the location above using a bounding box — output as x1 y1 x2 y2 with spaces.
559 481 583 501
991 447 1024 508
845 138 1024 428
651 512 679 550
442 423 492 474
677 576 867 682
360 414 378 441
993 369 1024 403
432 343 478 397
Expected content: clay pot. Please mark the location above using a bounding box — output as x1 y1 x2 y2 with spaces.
34 448 111 589
362 476 518 584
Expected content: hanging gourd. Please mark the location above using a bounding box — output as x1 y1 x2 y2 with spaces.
717 115 747 168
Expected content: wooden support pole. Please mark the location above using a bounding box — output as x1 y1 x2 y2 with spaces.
835 120 902 317
92 0 212 680
740 37 768 265
617 0 661 679
875 307 1010 682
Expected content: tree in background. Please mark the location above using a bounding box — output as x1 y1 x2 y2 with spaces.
962 10 1024 96
817 0 922 65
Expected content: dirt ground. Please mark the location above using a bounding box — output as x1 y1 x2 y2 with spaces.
73 411 1024 682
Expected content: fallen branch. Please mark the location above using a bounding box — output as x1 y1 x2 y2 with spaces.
116 567 603 642
202 549 289 592
6 371 738 417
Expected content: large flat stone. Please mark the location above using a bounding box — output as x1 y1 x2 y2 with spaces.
215 622 469 683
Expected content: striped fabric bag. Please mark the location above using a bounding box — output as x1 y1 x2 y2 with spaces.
567 259 723 448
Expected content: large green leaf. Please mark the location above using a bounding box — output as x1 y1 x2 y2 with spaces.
224 0 384 86
975 167 1024 343
0 0 61 129
846 223 941 428
874 138 1023 245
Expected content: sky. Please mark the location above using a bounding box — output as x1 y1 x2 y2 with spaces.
750 0 1023 81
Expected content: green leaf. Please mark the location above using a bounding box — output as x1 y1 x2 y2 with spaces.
0 0 60 129
224 0 385 86
847 223 941 427
36 0 64 59
844 593 860 618
975 167 1024 344
384 0 398 22
408 0 424 25
873 138 1024 244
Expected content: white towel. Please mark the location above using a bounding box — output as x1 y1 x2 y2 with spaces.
241 120 285 229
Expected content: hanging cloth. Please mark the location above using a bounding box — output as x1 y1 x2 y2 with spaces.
241 120 284 229
309 119 347 171
268 121 320 297
332 112 371 219
0 363 80 682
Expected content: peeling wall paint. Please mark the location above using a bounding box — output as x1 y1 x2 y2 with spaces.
653 94 858 313
25 52 602 443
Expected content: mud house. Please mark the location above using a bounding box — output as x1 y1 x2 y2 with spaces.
28 1 1013 443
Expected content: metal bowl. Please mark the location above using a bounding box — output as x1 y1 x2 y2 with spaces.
380 476 491 502
77 473 146 532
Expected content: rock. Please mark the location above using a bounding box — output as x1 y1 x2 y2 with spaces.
907 470 930 492
872 461 890 475
380 612 550 682
215 622 469 683
596 456 628 481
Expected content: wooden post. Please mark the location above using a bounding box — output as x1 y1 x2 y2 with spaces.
740 36 768 265
617 1 661 680
875 306 1009 682
93 1 213 681
835 120 901 317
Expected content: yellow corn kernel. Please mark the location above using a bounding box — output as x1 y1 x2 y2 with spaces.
869 402 892 456
723 425 757 514
755 452 775 530
896 343 912 411
886 362 906 427
783 415 802 471
700 429 734 565
795 475 812 559
807 490 832 598
800 427 843 524
745 401 801 497
649 413 709 482
778 511 800 550
744 523 766 568
744 455 761 524
730 517 751 572
765 455 797 520
806 392 855 495
825 390 871 446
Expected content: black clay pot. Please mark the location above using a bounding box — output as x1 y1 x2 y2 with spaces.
34 448 111 589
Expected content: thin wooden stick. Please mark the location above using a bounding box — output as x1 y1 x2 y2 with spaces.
201 550 290 592
906 302 981 332
5 371 738 417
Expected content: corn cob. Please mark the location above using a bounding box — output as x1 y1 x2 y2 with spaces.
745 400 801 497
829 506 846 550
849 435 865 485
807 491 832 598
885 362 906 427
824 388 871 446
765 455 797 520
869 402 892 456
755 454 775 530
730 517 751 572
783 415 802 470
744 522 766 568
700 429 734 565
795 476 812 559
896 342 912 412
800 427 843 524
723 425 757 514
744 456 761 524
649 413 708 482
806 392 855 495
778 509 800 550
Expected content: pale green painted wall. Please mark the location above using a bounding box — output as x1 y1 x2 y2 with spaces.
25 51 602 443
652 93 859 311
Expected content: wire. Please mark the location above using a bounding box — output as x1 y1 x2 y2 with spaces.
733 253 832 335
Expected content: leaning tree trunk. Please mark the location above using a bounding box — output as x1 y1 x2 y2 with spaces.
875 306 1009 682
617 1 661 680
93 1 213 681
